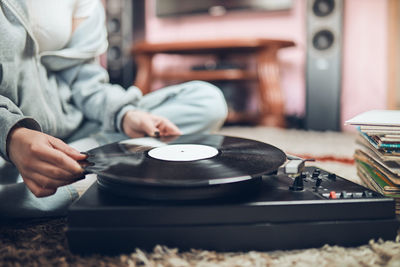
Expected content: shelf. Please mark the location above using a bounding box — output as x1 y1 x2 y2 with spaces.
225 110 259 125
133 38 295 127
154 69 257 81
133 38 296 54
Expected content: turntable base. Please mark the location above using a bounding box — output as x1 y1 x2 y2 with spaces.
67 167 399 254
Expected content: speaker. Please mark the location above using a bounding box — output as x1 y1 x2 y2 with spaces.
105 0 145 88
305 0 343 131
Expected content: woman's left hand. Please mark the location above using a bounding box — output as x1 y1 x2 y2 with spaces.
122 110 182 138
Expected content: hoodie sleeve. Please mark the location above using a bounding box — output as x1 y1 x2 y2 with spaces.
64 62 143 132
0 95 41 161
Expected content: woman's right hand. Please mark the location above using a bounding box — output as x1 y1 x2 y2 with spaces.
122 110 182 138
7 127 87 197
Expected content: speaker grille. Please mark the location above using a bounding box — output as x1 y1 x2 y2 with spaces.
312 29 335 50
305 0 343 131
312 0 335 17
105 0 145 88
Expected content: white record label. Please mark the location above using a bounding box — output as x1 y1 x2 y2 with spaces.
148 144 219 161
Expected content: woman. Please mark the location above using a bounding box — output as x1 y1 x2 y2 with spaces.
0 0 227 218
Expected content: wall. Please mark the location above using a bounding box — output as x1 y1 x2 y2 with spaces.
145 0 306 117
341 0 388 131
144 0 388 131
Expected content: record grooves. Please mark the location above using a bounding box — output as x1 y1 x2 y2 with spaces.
80 134 286 200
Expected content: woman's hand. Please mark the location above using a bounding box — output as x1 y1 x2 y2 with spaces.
122 110 182 138
8 127 87 197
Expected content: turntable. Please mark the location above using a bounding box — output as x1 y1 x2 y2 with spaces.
67 134 399 254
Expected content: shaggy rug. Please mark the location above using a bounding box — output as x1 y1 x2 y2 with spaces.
1 217 399 267
1 126 399 266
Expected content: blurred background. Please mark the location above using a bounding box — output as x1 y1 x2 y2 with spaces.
103 0 400 132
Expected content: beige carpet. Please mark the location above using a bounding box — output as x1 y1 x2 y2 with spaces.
1 126 399 267
218 126 359 184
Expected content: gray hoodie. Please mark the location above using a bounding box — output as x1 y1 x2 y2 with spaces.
0 0 142 161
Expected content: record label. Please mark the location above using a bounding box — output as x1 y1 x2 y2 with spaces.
148 144 219 161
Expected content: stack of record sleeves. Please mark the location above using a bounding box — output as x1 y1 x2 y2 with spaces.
346 110 400 214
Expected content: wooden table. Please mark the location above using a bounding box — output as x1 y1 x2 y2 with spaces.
131 38 295 127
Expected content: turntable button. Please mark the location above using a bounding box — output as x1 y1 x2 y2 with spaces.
340 191 351 199
362 191 374 198
315 177 322 188
312 169 321 179
328 173 336 180
329 191 337 199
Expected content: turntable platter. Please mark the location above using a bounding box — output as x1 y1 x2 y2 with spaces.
81 134 286 200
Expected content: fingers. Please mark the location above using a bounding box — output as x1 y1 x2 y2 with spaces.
123 110 182 138
24 178 57 198
19 154 85 197
25 158 84 182
156 118 182 136
23 171 78 190
34 142 84 174
139 117 160 137
48 136 88 161
143 116 181 137
8 128 87 198
129 116 181 138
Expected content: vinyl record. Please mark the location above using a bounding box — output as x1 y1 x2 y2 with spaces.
80 134 286 200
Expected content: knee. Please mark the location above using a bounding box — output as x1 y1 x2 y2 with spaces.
187 81 228 129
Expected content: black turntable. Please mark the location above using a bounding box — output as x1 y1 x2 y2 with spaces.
67 134 399 254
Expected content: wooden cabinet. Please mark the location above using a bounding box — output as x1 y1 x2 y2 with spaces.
132 38 295 127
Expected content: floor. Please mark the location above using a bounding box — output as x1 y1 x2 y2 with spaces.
218 126 359 184
1 126 399 267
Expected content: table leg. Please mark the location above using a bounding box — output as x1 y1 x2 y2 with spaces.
134 54 153 95
256 47 286 127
